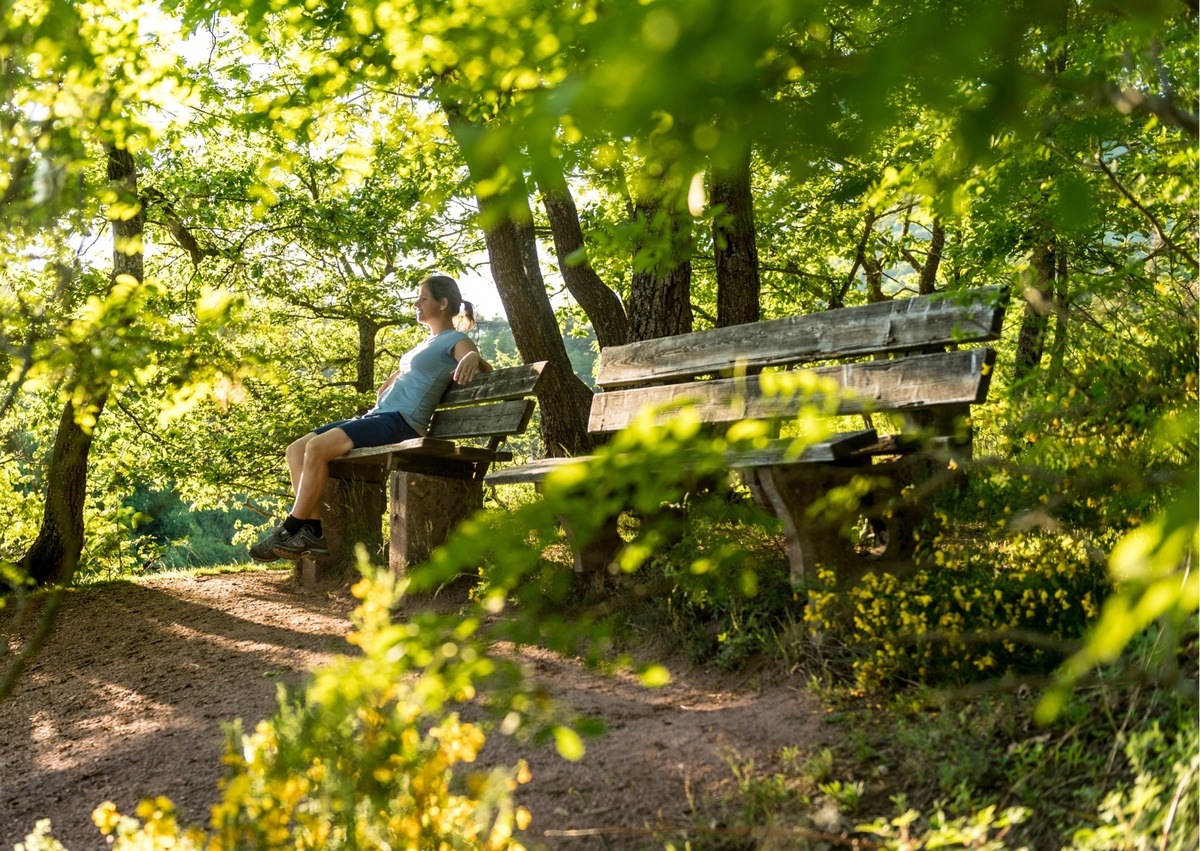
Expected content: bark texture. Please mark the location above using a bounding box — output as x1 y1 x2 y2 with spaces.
22 144 143 586
355 315 380 394
918 219 946 295
711 155 760 328
629 200 693 342
445 108 594 456
537 165 629 348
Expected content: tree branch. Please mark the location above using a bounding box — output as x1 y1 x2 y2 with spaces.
1093 151 1200 272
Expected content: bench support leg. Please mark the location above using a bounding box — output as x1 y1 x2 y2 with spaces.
746 461 926 588
389 471 483 573
559 513 624 576
296 477 387 587
748 466 855 586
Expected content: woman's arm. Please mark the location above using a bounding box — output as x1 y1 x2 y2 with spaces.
451 339 492 384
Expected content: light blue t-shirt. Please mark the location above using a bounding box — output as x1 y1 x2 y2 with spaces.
373 329 468 435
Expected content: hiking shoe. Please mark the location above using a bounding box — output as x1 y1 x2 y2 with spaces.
272 526 330 559
249 525 290 563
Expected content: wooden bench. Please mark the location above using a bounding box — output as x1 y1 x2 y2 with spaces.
484 288 1007 585
295 361 548 585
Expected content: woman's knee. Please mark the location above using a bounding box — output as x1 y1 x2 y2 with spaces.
304 429 351 463
286 434 313 463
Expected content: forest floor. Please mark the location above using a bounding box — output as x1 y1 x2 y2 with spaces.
0 569 836 851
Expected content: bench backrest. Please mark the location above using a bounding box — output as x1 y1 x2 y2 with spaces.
426 361 548 444
588 288 1007 435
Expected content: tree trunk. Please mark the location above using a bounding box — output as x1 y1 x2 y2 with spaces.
1012 242 1056 386
22 144 143 586
629 200 693 341
20 400 106 585
478 205 595 455
1046 250 1070 381
355 315 379 394
444 108 594 457
918 219 945 295
536 164 629 348
711 154 760 328
864 255 886 303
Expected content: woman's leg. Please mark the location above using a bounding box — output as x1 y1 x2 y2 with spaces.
285 432 315 496
290 427 354 520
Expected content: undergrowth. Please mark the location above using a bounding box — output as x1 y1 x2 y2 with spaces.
677 631 1198 851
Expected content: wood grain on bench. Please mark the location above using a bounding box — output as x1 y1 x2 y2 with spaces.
483 288 1009 583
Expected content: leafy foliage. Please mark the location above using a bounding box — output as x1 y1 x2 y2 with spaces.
88 568 531 850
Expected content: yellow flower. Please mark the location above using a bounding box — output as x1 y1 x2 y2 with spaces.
92 801 122 834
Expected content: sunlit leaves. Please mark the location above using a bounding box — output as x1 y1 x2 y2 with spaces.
552 725 585 761
1037 461 1199 723
1 0 197 233
91 561 532 849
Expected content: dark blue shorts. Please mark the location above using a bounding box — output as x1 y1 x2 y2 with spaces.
313 411 420 448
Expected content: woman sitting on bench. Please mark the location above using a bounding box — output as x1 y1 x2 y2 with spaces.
250 274 493 561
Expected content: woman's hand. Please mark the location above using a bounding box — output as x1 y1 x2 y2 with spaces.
453 350 484 384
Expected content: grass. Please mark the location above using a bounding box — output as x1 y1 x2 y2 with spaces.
672 671 1197 850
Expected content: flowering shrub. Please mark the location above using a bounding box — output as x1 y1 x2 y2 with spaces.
90 569 531 850
806 530 1114 690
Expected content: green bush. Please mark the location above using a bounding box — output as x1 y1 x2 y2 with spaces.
806 539 1113 690
89 566 532 850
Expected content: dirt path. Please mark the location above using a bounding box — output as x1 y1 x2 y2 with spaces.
0 571 831 850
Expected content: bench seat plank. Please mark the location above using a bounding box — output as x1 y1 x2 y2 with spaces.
339 437 458 464
335 438 514 468
484 456 580 486
589 349 995 434
596 287 1006 389
483 429 880 487
728 429 879 468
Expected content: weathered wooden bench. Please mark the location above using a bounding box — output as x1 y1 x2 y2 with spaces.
484 288 1007 585
295 361 548 585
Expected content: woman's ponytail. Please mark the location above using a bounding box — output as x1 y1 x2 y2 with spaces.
456 299 477 332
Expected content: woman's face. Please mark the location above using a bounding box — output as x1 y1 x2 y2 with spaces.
413 285 447 326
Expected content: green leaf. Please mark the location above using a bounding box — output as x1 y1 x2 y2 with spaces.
553 725 585 761
638 664 671 687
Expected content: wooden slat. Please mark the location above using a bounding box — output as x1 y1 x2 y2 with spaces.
438 361 548 408
588 349 996 434
336 438 511 465
338 437 457 465
596 286 1007 388
483 430 882 486
485 456 582 486
727 430 879 468
849 432 965 457
428 399 536 440
447 446 514 463
331 438 514 478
